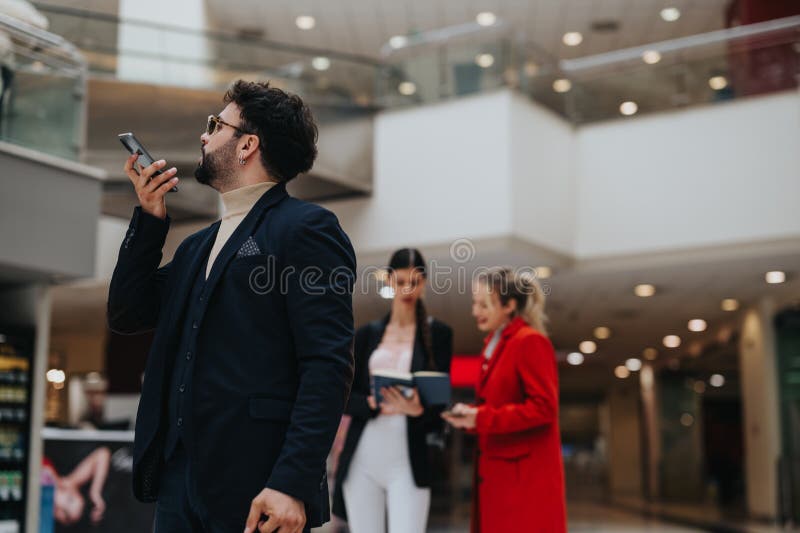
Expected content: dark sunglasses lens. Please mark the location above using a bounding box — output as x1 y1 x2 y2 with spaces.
206 117 216 135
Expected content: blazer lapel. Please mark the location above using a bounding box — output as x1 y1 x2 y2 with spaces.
202 182 288 300
165 221 219 329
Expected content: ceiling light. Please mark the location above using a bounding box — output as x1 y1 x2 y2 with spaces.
295 15 316 30
563 32 583 46
625 358 642 372
710 374 725 388
476 12 497 26
766 271 786 284
643 347 658 360
379 286 395 299
709 76 728 90
688 319 707 332
524 61 539 77
660 7 681 22
46 369 66 384
567 352 584 366
389 35 408 49
620 101 638 116
721 298 739 311
693 381 706 394
311 56 330 71
680 413 694 427
553 79 572 93
579 340 597 354
642 50 662 64
615 366 630 379
475 53 495 68
593 327 611 340
663 335 681 348
634 284 656 297
398 81 417 96
535 266 552 279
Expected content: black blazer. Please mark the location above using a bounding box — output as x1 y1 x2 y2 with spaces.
107 183 356 529
332 314 453 520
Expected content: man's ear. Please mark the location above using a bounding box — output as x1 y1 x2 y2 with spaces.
241 134 260 159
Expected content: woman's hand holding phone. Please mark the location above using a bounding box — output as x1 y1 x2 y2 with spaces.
123 153 179 220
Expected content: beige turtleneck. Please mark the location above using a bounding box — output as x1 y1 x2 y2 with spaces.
205 181 276 279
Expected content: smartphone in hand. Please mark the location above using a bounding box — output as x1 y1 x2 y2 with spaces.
118 132 178 192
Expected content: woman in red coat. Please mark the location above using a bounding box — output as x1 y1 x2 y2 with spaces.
444 267 566 533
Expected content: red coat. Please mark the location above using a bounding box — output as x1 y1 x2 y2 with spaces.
471 317 567 533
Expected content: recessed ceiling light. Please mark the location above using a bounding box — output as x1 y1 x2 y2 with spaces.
46 369 66 383
688 319 707 332
311 56 330 71
642 50 662 64
475 53 495 68
553 79 572 93
766 271 786 284
710 374 725 388
579 340 597 354
625 358 642 372
389 35 409 49
643 347 658 360
476 12 497 26
535 266 552 279
663 335 681 348
620 101 638 116
721 298 739 311
660 7 681 22
524 61 539 77
615 365 630 379
567 352 584 366
693 381 706 394
634 284 656 297
680 413 694 427
398 81 417 96
709 76 728 90
295 15 316 30
563 31 583 46
593 326 612 340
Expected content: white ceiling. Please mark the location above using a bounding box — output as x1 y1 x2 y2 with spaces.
206 0 732 60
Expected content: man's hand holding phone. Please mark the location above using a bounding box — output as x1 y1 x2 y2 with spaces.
123 153 179 221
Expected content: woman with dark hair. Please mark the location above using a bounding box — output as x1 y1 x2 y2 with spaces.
333 248 453 533
444 267 566 533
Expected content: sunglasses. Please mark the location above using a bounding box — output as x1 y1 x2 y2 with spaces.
206 114 250 136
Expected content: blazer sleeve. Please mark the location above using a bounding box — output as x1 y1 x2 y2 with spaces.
265 207 357 506
418 322 453 431
107 206 172 335
345 325 380 420
475 334 558 435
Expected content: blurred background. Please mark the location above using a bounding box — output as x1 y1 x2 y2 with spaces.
0 0 798 531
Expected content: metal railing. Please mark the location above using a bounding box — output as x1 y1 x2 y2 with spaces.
0 12 87 160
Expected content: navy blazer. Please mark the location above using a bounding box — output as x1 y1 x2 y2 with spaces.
107 183 356 529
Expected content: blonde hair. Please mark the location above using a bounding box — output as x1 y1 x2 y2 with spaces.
478 267 549 335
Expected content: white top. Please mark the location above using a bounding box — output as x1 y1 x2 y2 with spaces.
369 323 415 375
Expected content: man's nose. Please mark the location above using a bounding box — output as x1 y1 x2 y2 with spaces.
200 131 209 144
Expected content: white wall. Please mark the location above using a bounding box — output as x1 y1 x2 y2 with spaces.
324 91 514 254
575 92 800 258
510 93 577 255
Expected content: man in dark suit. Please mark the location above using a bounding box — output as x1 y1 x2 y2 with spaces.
107 80 356 533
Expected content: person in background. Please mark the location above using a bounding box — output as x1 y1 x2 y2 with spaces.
444 267 566 533
42 446 111 526
333 248 453 533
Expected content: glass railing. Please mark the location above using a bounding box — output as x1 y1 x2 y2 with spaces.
33 3 384 110
381 15 800 123
0 12 86 160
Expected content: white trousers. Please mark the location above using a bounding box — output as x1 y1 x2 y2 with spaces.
343 414 431 533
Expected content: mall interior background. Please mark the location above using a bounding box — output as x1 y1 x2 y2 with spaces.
0 0 799 531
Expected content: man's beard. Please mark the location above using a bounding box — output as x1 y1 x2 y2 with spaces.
194 138 237 188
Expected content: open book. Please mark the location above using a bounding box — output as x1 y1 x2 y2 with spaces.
372 370 451 406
